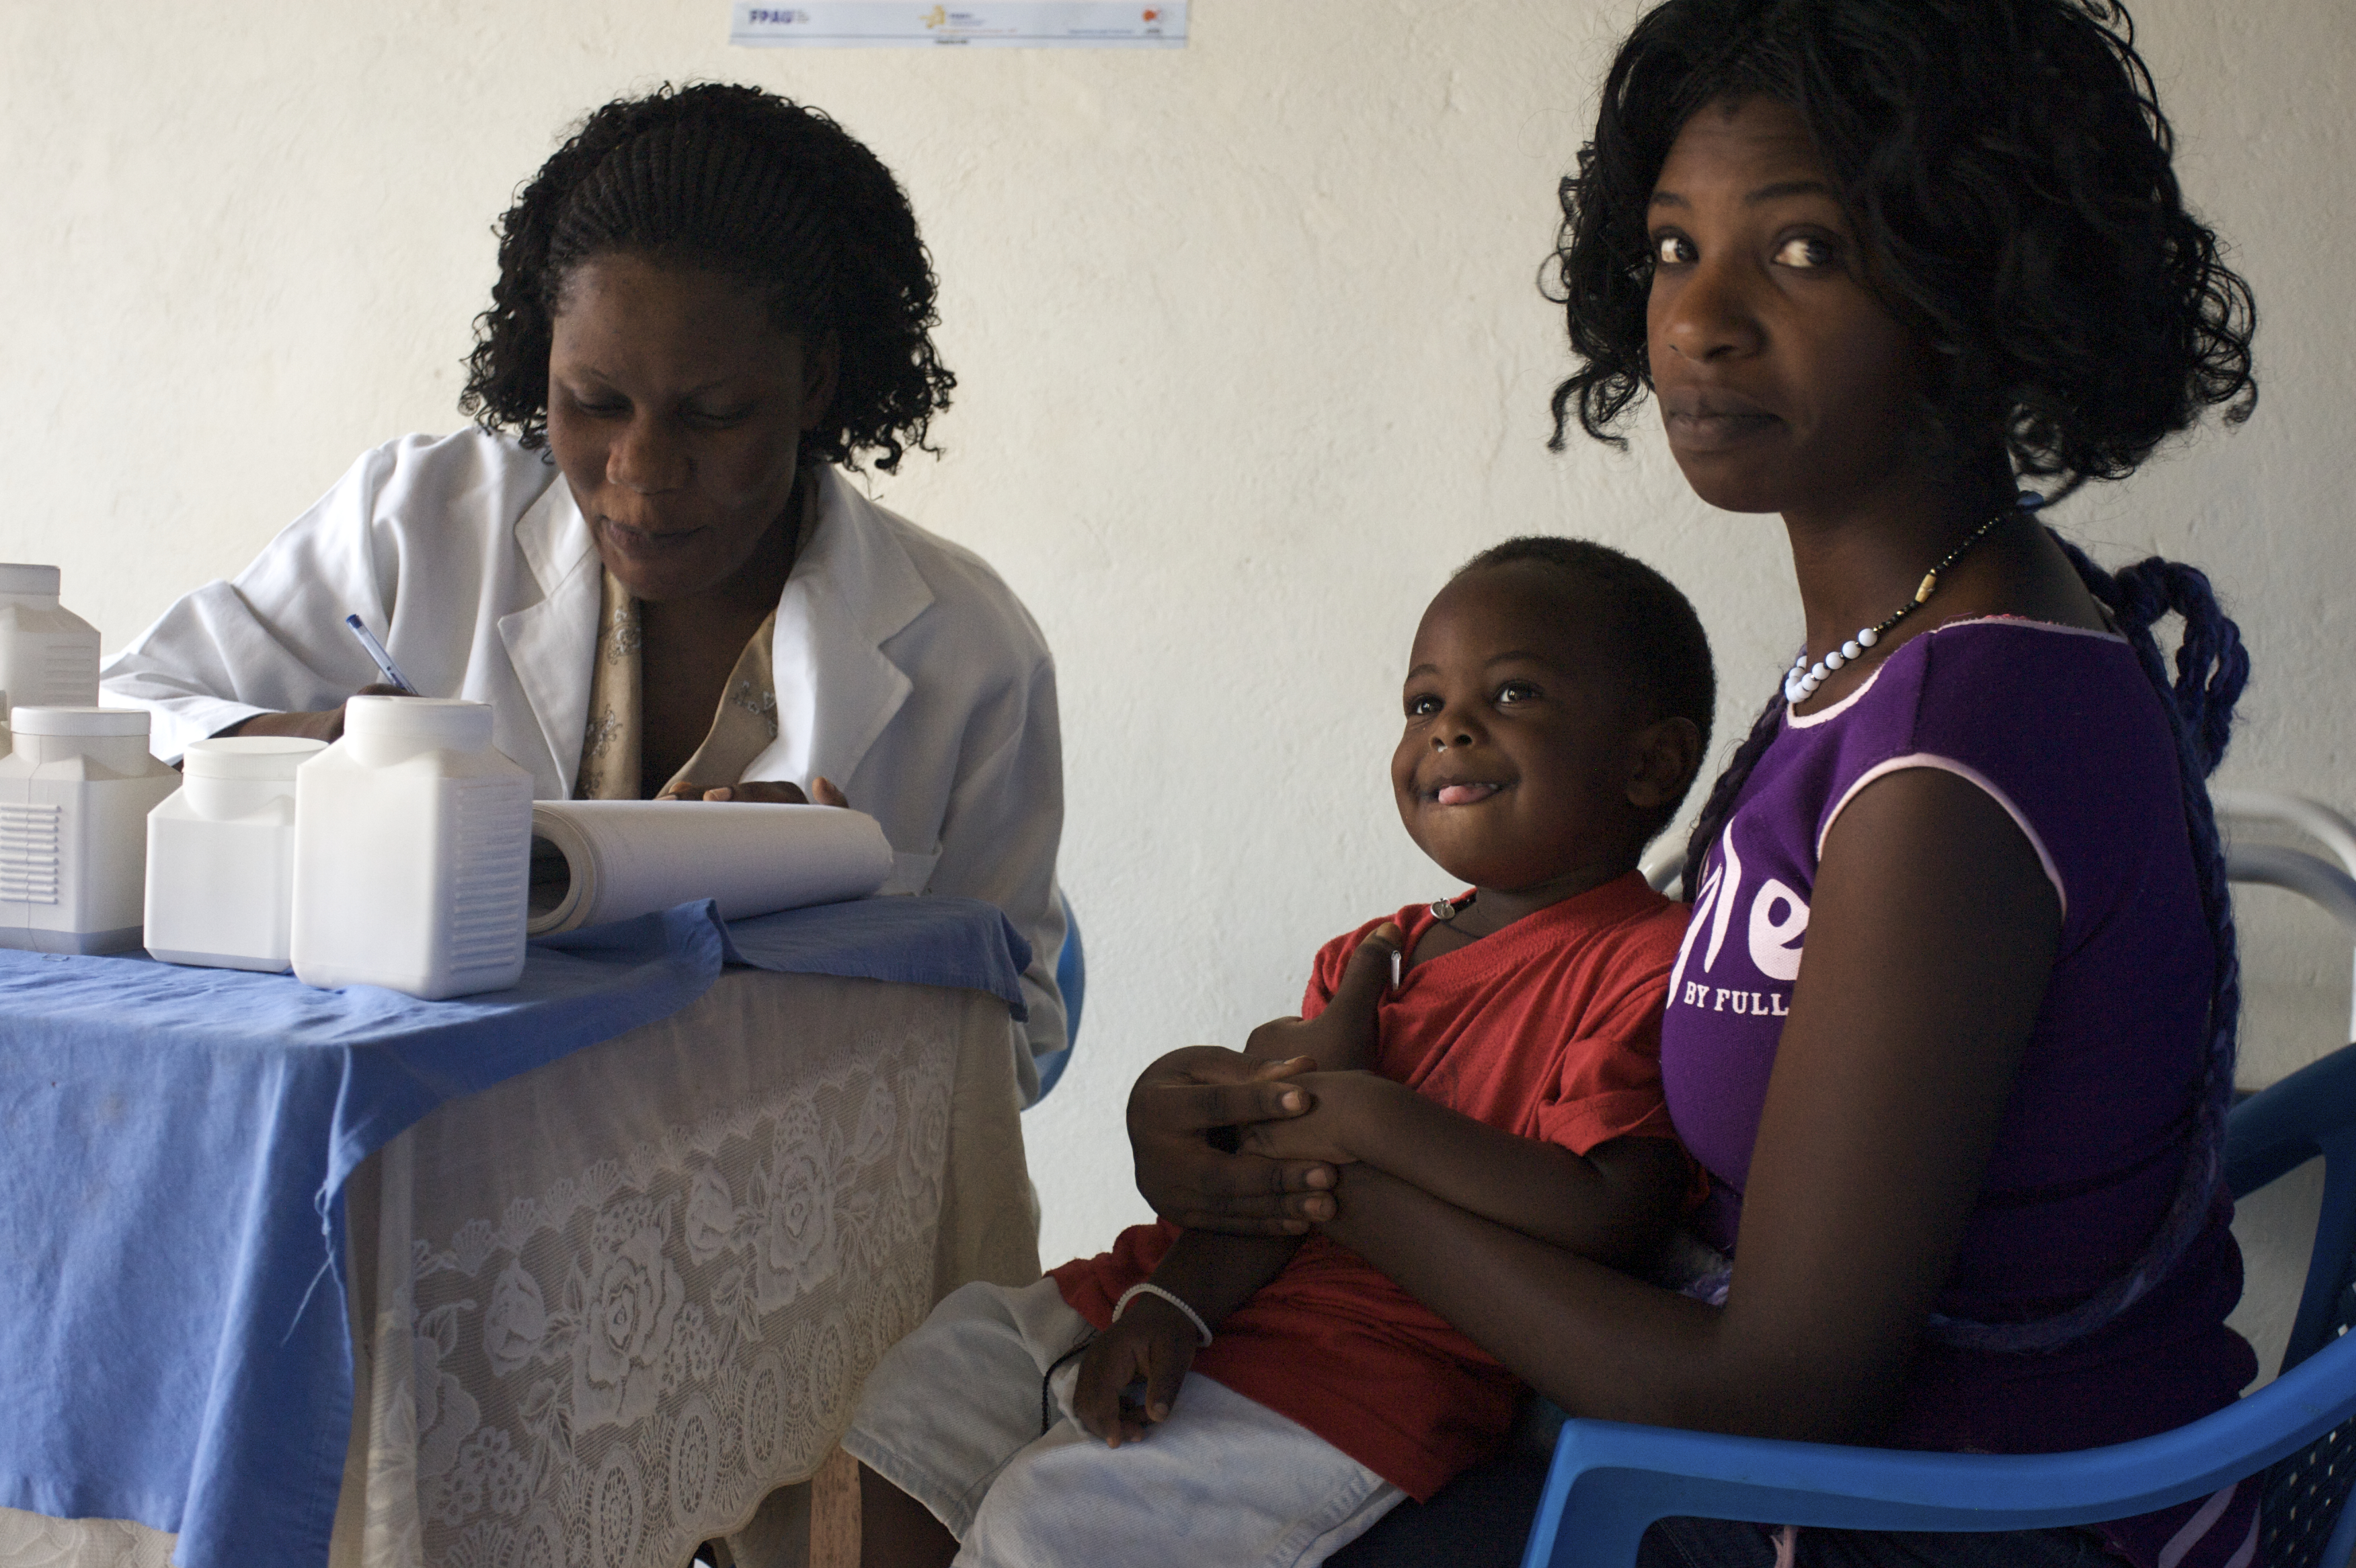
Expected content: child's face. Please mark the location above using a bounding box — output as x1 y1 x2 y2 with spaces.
1391 565 1649 894
1643 95 1927 519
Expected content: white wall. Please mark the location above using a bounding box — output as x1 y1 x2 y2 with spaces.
7 0 2351 1265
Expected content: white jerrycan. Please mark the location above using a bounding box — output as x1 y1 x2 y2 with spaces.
0 706 179 953
145 736 327 972
290 697 534 998
0 564 101 715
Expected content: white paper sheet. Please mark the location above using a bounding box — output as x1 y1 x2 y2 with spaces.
730 2 1186 48
526 800 894 935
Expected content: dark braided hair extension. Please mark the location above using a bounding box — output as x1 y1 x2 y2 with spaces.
1920 536 2246 1351
1547 0 2256 498
461 83 953 473
1674 533 2250 1351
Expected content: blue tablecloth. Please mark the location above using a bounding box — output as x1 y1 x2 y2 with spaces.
0 896 1028 1568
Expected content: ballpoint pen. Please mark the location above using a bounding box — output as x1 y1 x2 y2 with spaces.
343 614 419 695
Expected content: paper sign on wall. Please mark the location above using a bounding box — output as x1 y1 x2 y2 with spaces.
731 3 1186 48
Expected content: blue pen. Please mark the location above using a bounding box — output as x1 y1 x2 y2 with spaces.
344 615 419 695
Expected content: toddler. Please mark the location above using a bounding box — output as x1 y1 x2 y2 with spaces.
847 537 1715 1567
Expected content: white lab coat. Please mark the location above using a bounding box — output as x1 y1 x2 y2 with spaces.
103 430 1068 1089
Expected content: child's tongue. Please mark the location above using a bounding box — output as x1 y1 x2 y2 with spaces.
1437 782 1498 806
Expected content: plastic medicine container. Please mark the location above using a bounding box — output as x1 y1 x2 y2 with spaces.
145 736 327 972
290 696 533 999
0 707 180 953
0 565 102 718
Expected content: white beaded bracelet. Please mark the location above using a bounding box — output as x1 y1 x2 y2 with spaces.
1113 1282 1214 1347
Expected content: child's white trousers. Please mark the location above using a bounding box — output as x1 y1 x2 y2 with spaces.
844 1277 1408 1567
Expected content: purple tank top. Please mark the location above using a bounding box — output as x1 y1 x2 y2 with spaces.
1661 617 2256 1565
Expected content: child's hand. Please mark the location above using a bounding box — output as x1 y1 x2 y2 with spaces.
1072 1294 1202 1448
1243 923 1401 1073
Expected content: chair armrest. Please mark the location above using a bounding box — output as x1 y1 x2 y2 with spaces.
2228 1038 2356 1198
1523 1329 2356 1568
2214 791 2356 884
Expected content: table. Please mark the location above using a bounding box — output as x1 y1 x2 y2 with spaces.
0 900 1044 1568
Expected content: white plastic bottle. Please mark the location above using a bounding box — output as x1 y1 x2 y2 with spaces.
0 707 180 953
0 565 102 714
145 736 327 972
290 697 534 998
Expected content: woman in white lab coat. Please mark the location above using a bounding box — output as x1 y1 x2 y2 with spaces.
102 85 1068 1082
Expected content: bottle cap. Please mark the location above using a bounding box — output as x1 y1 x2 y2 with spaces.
12 705 149 738
0 564 62 596
182 736 327 779
344 695 494 751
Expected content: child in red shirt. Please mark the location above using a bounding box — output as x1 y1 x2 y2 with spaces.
847 537 1715 1566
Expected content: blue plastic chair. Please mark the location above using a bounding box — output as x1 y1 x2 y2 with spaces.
1027 892 1084 1103
1513 1035 2356 1568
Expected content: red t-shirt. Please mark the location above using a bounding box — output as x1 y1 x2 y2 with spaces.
1052 871 1688 1499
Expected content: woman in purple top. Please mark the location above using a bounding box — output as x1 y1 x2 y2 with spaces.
1114 1 2265 1565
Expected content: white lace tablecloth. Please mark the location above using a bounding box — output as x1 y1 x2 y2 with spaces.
3 968 1040 1568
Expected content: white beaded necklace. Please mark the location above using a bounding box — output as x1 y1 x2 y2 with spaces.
1783 496 2034 705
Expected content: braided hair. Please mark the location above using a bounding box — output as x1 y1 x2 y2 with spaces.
461 83 953 472
1918 537 2247 1350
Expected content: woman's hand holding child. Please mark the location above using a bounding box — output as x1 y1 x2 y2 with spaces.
1232 1074 1384 1167
1125 1050 1331 1233
1126 925 1402 1231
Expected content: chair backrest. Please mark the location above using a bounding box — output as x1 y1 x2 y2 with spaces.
1027 892 1083 1103
2220 829 2356 1568
2226 1039 2356 1567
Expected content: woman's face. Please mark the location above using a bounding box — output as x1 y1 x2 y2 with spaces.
1645 96 1927 520
547 253 838 602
